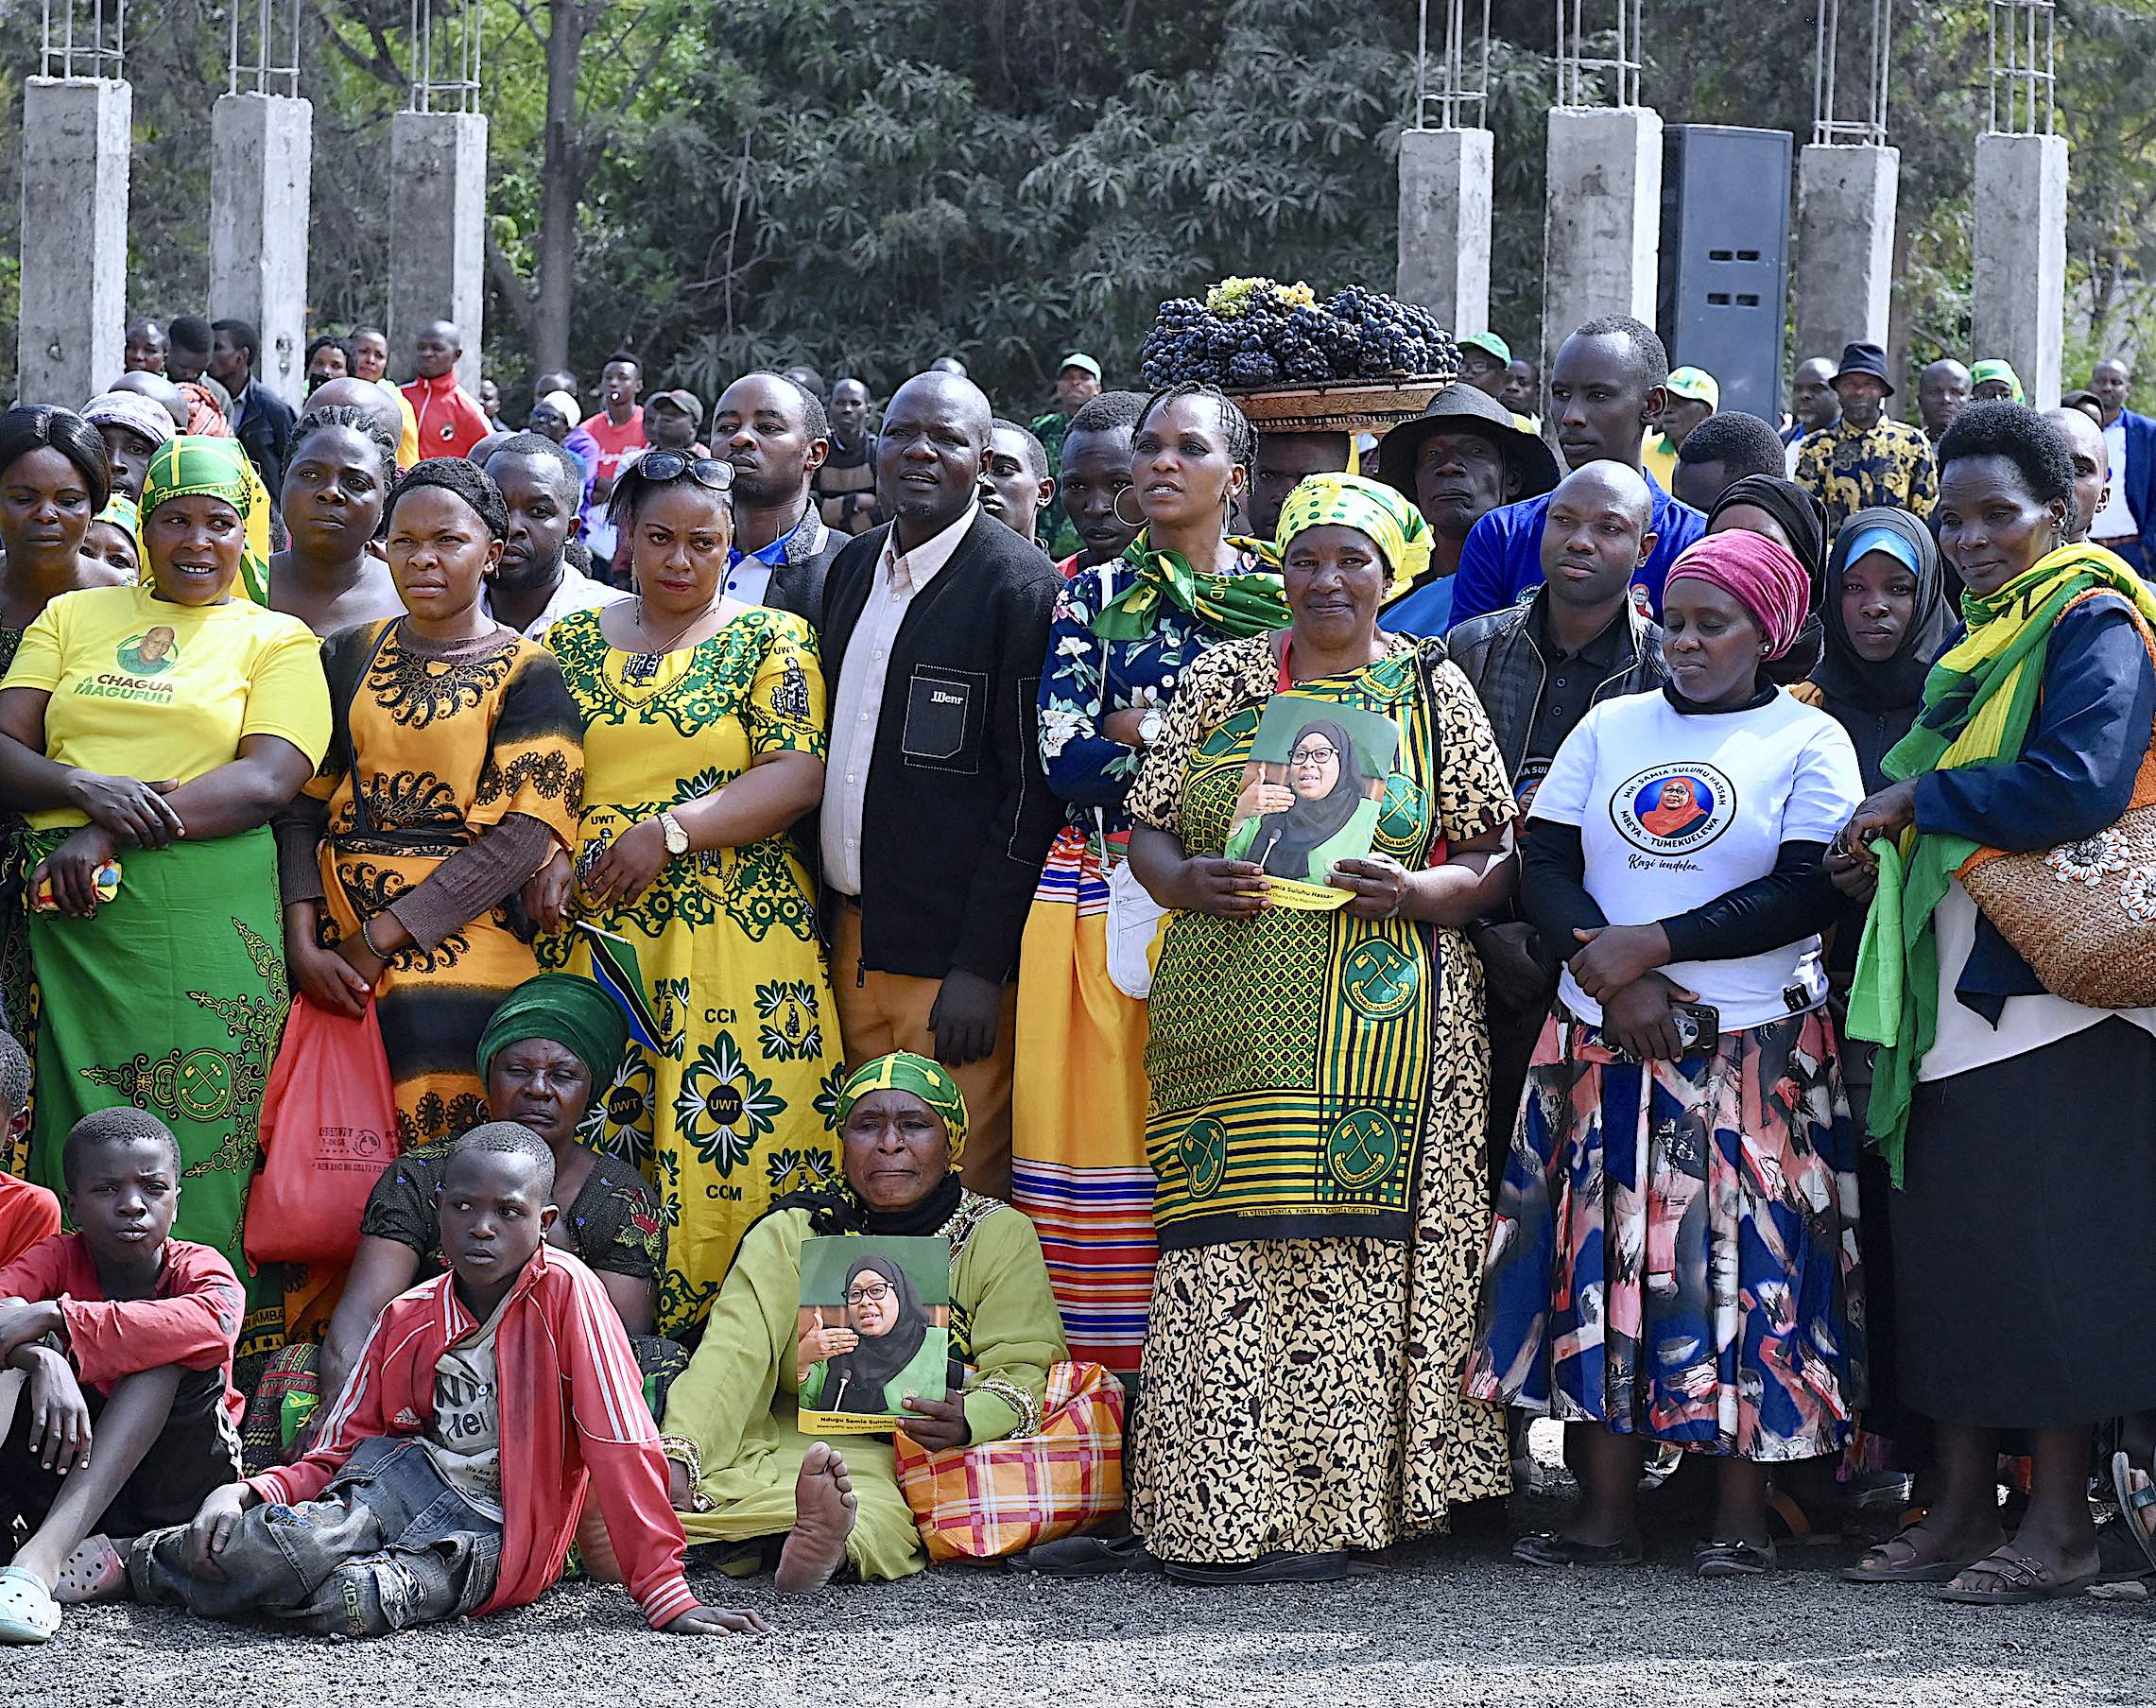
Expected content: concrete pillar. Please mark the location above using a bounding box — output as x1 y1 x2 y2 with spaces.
16 78 131 406
388 110 488 394
1973 131 2069 409
210 93 313 408
1795 143 1898 367
1542 107 1662 378
1397 128 1492 336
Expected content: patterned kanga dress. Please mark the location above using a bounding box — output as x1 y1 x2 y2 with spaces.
541 605 838 1336
1122 631 1514 1563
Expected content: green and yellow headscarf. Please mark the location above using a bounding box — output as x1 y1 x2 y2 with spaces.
90 492 140 561
1970 358 2026 405
137 436 271 604
830 1050 969 1163
1275 472 1434 603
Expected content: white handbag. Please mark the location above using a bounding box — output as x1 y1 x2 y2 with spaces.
1104 847 1169 1000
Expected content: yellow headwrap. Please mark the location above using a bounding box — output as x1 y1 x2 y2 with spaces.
830 1050 969 1164
91 492 140 562
136 436 272 604
1274 472 1434 603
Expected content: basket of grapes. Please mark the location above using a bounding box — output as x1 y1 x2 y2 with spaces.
1139 279 1458 433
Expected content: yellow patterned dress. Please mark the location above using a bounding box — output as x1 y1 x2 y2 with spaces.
541 605 839 1336
312 619 584 1147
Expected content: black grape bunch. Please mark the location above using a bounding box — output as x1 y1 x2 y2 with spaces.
1140 278 1458 390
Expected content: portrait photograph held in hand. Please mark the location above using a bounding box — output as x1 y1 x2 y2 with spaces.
1221 698 1401 907
796 1234 951 1433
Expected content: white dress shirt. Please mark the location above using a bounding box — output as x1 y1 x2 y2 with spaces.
484 561 628 643
2094 417 2137 540
820 504 979 895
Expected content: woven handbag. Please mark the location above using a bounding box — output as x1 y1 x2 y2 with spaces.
1958 627 2156 1009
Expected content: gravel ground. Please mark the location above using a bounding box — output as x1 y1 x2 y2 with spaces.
9 1447 2156 1707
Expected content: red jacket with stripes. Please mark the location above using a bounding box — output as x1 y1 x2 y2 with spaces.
249 1245 699 1629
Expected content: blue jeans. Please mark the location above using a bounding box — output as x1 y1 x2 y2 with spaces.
129 1435 502 1637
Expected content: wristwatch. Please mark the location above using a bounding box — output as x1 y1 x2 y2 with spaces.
1136 705 1165 750
656 810 690 856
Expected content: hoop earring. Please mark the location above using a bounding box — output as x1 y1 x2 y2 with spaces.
1112 488 1146 529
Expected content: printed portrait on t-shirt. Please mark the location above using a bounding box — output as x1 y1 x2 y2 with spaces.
116 626 180 676
1612 762 1737 856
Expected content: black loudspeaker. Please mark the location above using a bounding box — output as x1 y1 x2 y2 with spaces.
1657 125 1793 423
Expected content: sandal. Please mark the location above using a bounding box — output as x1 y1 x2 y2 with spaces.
51 1535 127 1606
1766 1490 1842 1547
1694 1538 1776 1579
0 1565 60 1645
2111 1451 2156 1576
1510 1530 1643 1568
1018 1534 1160 1579
1938 1544 2098 1606
1163 1550 1378 1585
1842 1525 1987 1584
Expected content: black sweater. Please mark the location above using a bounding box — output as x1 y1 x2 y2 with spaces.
818 511 1062 983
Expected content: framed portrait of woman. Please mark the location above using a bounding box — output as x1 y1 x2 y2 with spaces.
1221 698 1401 906
796 1234 952 1432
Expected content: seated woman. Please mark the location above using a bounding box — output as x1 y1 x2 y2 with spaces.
314 972 670 1415
657 1052 1065 1591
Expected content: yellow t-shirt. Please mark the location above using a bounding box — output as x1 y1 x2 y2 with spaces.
3 583 332 829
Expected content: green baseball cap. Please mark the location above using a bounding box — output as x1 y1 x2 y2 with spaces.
1457 332 1511 365
1665 366 1719 406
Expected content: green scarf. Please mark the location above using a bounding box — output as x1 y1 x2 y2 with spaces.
1849 543 2156 1179
476 972 629 1088
1092 531 1287 641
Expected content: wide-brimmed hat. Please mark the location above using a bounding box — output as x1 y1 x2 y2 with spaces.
1833 341 1895 397
1374 382 1560 502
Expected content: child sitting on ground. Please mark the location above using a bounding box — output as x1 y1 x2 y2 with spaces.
0 1033 60 1269
0 1108 247 1645
131 1124 768 1639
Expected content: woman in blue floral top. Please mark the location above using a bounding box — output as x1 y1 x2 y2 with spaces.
1012 381 1287 1376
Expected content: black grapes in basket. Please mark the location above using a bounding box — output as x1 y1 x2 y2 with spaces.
1139 279 1457 390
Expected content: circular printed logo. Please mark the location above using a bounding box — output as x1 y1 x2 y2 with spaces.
1340 939 1419 1021
1611 763 1736 856
170 1049 235 1123
1324 1111 1400 1190
1177 1117 1228 1199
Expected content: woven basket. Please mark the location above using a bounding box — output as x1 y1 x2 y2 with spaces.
1227 376 1456 435
1959 744 2156 1010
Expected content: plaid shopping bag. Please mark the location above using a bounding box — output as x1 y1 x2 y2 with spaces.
892 1361 1126 1561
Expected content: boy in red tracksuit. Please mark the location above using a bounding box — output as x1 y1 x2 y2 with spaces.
130 1125 768 1639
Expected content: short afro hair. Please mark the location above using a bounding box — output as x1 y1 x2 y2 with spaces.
448 1121 558 1201
1067 389 1147 439
1677 411 1788 481
388 457 510 540
62 1107 182 1191
484 429 586 499
0 1031 28 1121
730 371 829 443
991 417 1051 481
1569 314 1671 391
1936 400 2076 509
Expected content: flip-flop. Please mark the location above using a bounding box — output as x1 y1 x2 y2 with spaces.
1767 1490 1842 1547
1510 1530 1643 1568
0 1565 60 1645
51 1535 126 1606
2111 1451 2156 1576
1938 1544 2097 1606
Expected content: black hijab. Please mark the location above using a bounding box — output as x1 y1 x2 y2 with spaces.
1812 505 1954 787
1705 475 1831 684
819 1252 932 1415
1250 716 1371 880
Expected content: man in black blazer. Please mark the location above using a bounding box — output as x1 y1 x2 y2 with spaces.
712 371 843 621
210 317 296 509
818 370 1062 1200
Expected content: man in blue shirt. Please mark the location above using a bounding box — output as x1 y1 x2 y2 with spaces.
1445 315 1705 629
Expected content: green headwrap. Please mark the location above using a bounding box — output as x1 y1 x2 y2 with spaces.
831 1050 969 1163
476 973 629 1089
1276 472 1434 603
138 435 271 603
1970 358 2026 405
92 492 140 561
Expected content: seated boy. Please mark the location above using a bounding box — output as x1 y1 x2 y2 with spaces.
0 1108 246 1645
131 1125 768 1640
0 1033 60 1268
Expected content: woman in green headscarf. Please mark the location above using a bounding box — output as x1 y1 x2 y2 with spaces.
0 435 330 1356
1017 380 1287 1380
1120 471 1519 1581
657 1050 1065 1590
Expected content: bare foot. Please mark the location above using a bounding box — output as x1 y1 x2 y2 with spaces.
774 1442 857 1594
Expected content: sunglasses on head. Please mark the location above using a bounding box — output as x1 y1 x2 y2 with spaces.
637 450 734 492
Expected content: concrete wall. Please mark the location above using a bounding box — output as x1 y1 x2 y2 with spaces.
1543 107 1662 378
17 78 130 405
1973 131 2069 409
388 110 488 394
1396 127 1492 337
1794 143 1898 371
210 92 314 407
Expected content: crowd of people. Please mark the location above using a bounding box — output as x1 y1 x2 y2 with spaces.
0 297 2153 1649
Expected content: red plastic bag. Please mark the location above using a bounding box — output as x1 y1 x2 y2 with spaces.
244 994 400 1268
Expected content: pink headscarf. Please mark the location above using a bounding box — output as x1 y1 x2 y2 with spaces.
1663 530 1812 660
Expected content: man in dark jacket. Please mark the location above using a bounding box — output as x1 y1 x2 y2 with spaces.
209 316 295 508
1446 460 1665 1182
2088 357 2156 574
712 371 841 622
818 370 1062 1200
